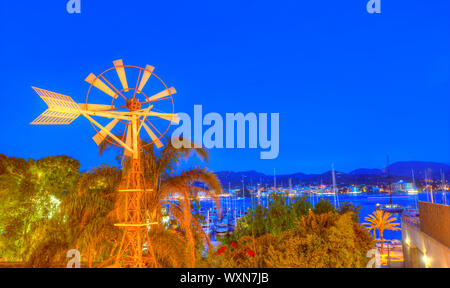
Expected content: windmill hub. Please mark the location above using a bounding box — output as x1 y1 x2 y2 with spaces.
126 98 141 111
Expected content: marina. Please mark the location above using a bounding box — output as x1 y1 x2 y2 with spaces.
187 190 449 241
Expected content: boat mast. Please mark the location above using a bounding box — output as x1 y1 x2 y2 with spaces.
273 168 276 191
387 156 393 205
259 177 262 206
332 163 338 208
233 182 237 215
288 177 292 205
425 169 434 203
428 169 434 203
228 188 230 213
441 169 446 205
241 176 244 199
207 210 210 235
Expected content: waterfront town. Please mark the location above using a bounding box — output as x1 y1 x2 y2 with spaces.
1 153 450 268
1 1 448 272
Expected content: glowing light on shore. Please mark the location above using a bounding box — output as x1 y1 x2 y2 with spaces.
423 254 431 268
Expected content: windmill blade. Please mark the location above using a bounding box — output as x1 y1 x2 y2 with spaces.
142 122 163 148
124 124 132 157
78 103 115 111
30 87 80 125
113 59 129 92
85 73 118 99
92 118 120 145
146 112 180 124
146 87 176 102
137 65 155 93
82 113 133 155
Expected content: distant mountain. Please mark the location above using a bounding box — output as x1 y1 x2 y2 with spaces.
388 161 450 179
349 168 383 175
216 170 272 186
215 161 450 187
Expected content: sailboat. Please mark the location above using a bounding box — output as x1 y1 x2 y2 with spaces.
201 210 214 235
404 169 420 194
215 216 229 236
377 156 404 213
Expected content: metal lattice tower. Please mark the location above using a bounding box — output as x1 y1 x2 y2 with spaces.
31 59 179 267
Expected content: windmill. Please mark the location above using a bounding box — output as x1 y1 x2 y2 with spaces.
31 59 179 267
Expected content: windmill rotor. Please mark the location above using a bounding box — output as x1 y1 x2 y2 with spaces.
32 59 178 156
84 62 177 154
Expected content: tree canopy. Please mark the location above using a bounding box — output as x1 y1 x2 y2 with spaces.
0 154 80 262
213 195 373 268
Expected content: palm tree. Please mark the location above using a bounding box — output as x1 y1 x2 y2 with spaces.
61 165 122 267
26 137 222 267
96 136 222 267
362 210 400 254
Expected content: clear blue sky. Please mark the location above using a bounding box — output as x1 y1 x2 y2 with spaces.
0 1 449 174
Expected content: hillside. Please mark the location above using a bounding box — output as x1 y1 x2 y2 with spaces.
216 161 450 187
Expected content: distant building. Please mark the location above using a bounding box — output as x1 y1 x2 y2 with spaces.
392 180 418 193
347 186 360 194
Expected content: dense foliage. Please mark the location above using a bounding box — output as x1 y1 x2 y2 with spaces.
212 195 373 268
1 151 373 268
0 154 80 262
0 137 222 267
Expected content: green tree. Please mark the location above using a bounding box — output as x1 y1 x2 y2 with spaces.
222 194 312 245
0 155 80 262
313 198 336 214
212 212 373 268
213 194 373 268
338 202 361 223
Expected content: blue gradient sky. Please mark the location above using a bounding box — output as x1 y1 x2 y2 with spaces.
0 1 449 174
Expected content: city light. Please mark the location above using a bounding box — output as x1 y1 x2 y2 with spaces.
423 254 431 268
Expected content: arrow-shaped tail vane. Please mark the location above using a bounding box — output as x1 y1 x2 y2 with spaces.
30 87 81 125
